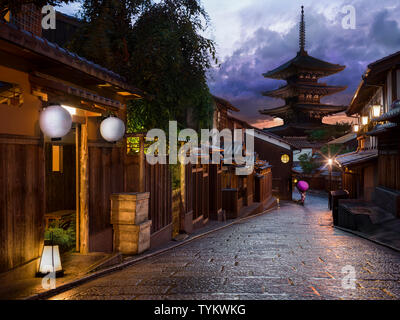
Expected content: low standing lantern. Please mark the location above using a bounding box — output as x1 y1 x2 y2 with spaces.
37 232 63 277
39 105 72 140
100 116 126 142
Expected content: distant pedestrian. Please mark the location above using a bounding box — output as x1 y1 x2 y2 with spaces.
296 180 309 206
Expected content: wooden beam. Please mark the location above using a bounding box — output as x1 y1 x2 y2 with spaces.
139 136 145 193
79 121 89 254
75 125 80 252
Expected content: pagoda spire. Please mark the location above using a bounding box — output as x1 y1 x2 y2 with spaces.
299 6 306 54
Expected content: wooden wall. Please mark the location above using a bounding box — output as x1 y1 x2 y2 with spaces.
88 145 124 253
45 143 76 213
209 164 222 219
190 164 210 223
0 135 44 273
377 132 400 190
254 137 293 200
145 161 172 234
124 151 173 235
378 154 400 190
185 163 194 216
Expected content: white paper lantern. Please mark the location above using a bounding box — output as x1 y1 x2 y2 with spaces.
39 105 72 139
100 117 125 142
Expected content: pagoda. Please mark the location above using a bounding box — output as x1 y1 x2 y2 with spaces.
260 6 347 137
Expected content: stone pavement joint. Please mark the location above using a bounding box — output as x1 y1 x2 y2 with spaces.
47 194 400 300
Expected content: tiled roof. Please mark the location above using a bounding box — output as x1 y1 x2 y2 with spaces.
213 96 240 112
263 51 345 80
0 20 142 95
375 107 400 122
367 122 397 136
327 133 357 145
283 136 325 149
335 149 378 167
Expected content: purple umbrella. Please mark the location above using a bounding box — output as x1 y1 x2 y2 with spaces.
297 181 309 192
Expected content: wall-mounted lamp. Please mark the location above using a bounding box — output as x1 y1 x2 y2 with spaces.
361 116 369 126
353 124 359 133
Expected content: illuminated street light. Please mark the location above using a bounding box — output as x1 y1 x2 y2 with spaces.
328 158 333 192
353 124 359 133
361 116 369 125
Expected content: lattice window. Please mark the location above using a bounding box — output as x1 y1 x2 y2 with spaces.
0 82 23 107
11 4 42 36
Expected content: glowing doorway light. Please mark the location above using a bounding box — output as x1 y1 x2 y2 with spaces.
61 105 77 116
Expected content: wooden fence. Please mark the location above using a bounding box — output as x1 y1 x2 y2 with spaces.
0 135 45 273
125 135 172 236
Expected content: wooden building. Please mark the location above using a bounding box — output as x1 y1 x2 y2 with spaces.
336 51 400 229
260 6 347 138
0 17 142 278
227 115 296 200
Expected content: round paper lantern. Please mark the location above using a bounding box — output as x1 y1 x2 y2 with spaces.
281 154 290 163
39 105 72 139
100 117 125 142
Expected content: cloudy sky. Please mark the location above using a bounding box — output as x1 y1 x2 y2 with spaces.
58 0 400 128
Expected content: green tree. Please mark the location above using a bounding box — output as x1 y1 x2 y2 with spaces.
298 153 319 174
68 0 216 132
307 122 352 141
127 0 216 132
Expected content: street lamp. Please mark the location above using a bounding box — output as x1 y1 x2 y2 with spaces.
328 158 333 192
361 116 369 126
353 124 359 133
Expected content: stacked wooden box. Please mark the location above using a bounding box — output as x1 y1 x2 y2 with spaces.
110 192 151 255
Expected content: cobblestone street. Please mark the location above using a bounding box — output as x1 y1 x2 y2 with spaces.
52 194 400 300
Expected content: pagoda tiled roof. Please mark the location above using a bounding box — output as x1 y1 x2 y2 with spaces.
262 83 347 98
263 51 346 80
260 103 347 116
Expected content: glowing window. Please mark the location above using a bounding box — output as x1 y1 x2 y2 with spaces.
281 154 290 164
52 145 63 172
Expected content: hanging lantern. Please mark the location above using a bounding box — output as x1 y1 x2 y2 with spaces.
361 116 369 126
353 124 359 133
100 116 125 142
39 105 72 140
37 233 63 277
372 105 381 118
281 154 290 164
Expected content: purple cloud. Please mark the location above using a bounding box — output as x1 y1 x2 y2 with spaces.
208 1 400 127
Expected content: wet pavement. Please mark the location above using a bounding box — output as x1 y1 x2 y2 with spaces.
51 194 400 300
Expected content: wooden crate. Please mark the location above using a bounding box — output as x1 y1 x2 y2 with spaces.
110 192 150 225
113 221 152 255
